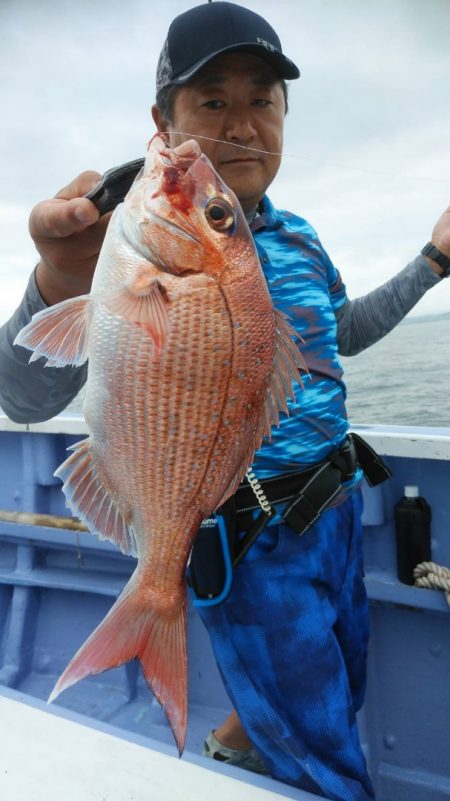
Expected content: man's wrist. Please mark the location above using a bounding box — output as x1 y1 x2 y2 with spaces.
35 261 90 305
421 242 450 278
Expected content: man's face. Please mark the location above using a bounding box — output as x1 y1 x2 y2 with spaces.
152 53 286 213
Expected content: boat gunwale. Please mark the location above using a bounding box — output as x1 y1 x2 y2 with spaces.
1 413 450 460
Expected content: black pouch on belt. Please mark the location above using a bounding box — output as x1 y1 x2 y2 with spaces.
188 498 237 601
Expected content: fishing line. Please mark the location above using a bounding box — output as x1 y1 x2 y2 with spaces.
161 130 449 186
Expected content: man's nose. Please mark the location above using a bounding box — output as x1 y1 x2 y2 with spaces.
224 108 257 142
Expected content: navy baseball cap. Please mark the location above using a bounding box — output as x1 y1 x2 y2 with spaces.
156 2 300 94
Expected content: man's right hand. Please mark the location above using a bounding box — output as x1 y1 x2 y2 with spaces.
31 171 112 306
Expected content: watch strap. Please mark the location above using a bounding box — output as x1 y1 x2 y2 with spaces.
421 242 450 277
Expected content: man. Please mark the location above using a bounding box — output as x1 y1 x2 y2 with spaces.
1 3 449 800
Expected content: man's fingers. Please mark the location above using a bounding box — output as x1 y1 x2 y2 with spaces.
28 170 103 241
55 170 102 201
29 196 100 240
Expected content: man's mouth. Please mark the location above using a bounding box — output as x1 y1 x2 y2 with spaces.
221 157 260 164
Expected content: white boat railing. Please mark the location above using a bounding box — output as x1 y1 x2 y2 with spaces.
2 412 450 460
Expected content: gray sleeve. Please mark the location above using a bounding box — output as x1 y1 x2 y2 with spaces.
336 254 442 356
0 270 87 423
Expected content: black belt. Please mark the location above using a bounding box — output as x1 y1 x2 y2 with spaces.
222 433 390 527
189 432 392 602
214 433 391 568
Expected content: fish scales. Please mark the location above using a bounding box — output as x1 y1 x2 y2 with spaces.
14 135 304 753
87 288 233 553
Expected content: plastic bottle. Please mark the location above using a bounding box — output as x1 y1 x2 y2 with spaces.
395 485 431 585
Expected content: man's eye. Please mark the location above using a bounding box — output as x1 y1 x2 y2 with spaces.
253 99 271 108
203 100 225 110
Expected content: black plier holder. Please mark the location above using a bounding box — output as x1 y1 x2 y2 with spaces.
85 158 145 215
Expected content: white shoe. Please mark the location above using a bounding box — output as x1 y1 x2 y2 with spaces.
202 730 269 775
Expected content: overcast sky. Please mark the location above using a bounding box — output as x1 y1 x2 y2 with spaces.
1 0 449 325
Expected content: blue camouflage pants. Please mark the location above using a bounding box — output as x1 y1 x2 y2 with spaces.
196 489 375 801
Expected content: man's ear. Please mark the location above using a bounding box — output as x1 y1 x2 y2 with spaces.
151 105 171 145
151 104 165 132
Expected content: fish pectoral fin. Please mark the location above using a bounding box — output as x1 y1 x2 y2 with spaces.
48 575 188 754
54 437 137 556
105 272 169 357
13 295 91 367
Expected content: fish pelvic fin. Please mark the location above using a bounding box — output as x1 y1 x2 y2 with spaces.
48 575 188 754
105 271 169 358
54 438 136 556
13 295 91 367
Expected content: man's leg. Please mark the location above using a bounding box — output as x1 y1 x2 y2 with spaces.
333 491 369 714
213 710 252 749
197 491 374 801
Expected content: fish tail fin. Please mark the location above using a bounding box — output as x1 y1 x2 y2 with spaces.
48 575 188 753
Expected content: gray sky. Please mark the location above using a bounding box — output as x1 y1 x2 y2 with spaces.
1 0 449 324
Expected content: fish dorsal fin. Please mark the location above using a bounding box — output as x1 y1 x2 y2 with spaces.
14 295 91 367
214 309 306 511
255 308 306 444
54 438 136 556
105 270 169 357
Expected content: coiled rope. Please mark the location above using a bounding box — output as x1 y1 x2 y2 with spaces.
414 562 450 606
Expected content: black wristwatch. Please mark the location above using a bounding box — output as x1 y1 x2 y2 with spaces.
421 242 450 278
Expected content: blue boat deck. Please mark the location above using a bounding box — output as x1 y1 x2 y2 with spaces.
1 414 450 800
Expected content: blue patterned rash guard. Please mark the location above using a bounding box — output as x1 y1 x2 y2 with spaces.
250 195 349 478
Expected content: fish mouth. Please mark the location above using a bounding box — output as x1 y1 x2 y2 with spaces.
147 209 201 246
120 208 200 274
150 143 204 245
155 137 201 179
158 137 202 167
119 210 157 264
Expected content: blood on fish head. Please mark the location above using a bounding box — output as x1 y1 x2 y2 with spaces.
121 135 256 282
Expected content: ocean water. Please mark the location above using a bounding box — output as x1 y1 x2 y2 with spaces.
63 315 450 429
342 315 450 428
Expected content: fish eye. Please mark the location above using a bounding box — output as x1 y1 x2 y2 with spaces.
205 198 235 232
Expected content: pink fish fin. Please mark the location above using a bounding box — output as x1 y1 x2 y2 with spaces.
48 575 188 754
13 295 91 367
254 308 307 444
273 308 307 389
214 310 307 510
54 437 136 557
104 272 169 358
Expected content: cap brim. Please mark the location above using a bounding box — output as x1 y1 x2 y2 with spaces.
171 42 300 85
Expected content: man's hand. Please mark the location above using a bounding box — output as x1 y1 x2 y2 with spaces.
431 206 450 255
425 206 450 276
31 171 112 306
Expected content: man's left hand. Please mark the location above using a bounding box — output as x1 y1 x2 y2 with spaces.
426 206 450 275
